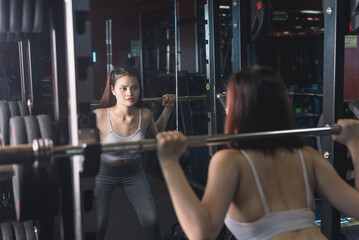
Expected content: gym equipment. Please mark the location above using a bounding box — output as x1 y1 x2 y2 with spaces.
0 125 341 165
216 93 226 110
21 0 34 33
10 116 34 221
8 101 20 117
12 221 26 240
23 220 36 240
17 101 30 117
23 115 44 220
250 0 273 43
36 114 59 218
0 0 9 32
1 222 14 240
9 0 22 32
0 101 11 145
143 95 206 103
0 125 341 222
90 94 208 109
33 0 44 33
9 114 57 221
0 220 36 240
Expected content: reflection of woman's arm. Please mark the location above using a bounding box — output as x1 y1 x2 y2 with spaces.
156 107 172 132
332 119 359 189
155 94 175 132
157 131 239 240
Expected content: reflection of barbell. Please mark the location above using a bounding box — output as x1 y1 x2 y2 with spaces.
142 94 207 103
0 125 341 165
91 95 207 108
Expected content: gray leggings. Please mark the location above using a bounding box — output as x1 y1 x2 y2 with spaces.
95 159 162 240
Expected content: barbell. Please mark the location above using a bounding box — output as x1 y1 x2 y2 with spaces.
0 125 341 221
142 94 207 103
91 94 207 108
0 125 341 166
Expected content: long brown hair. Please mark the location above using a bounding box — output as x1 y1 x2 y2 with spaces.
100 66 143 108
224 67 303 153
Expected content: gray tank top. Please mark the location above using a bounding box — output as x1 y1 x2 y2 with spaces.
101 108 145 161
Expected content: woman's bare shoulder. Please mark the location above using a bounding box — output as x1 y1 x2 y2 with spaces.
93 107 108 126
93 107 106 115
300 145 323 160
211 149 245 166
140 108 154 121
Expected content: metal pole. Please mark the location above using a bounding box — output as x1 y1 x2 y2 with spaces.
174 0 179 130
50 11 60 122
109 19 112 72
139 14 144 99
0 126 341 165
18 41 26 101
321 0 346 239
206 0 221 156
106 20 109 75
63 0 81 239
232 0 249 72
26 38 33 106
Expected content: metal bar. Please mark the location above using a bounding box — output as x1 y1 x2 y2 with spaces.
50 11 60 122
109 19 112 72
321 0 346 239
232 0 249 72
288 92 323 97
194 0 199 73
106 20 109 75
174 0 179 131
63 0 81 239
0 126 341 166
26 38 33 106
139 14 144 99
206 0 221 157
91 95 207 108
143 95 207 102
18 41 26 101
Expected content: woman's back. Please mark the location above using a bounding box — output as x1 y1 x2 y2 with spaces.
223 146 327 239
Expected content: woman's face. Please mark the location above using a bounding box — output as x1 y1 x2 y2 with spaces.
111 75 140 107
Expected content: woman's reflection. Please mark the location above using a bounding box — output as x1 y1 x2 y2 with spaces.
93 66 175 239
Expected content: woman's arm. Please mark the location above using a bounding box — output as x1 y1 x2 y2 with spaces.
93 108 107 141
314 119 359 218
156 131 239 240
332 119 359 188
155 94 175 132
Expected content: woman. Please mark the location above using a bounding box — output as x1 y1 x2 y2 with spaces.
94 66 174 240
156 67 359 240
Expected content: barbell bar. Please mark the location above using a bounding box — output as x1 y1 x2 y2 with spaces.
0 125 341 166
91 94 207 108
142 94 207 103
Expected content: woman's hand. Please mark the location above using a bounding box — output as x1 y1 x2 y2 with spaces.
156 131 187 164
162 94 175 108
332 119 359 149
